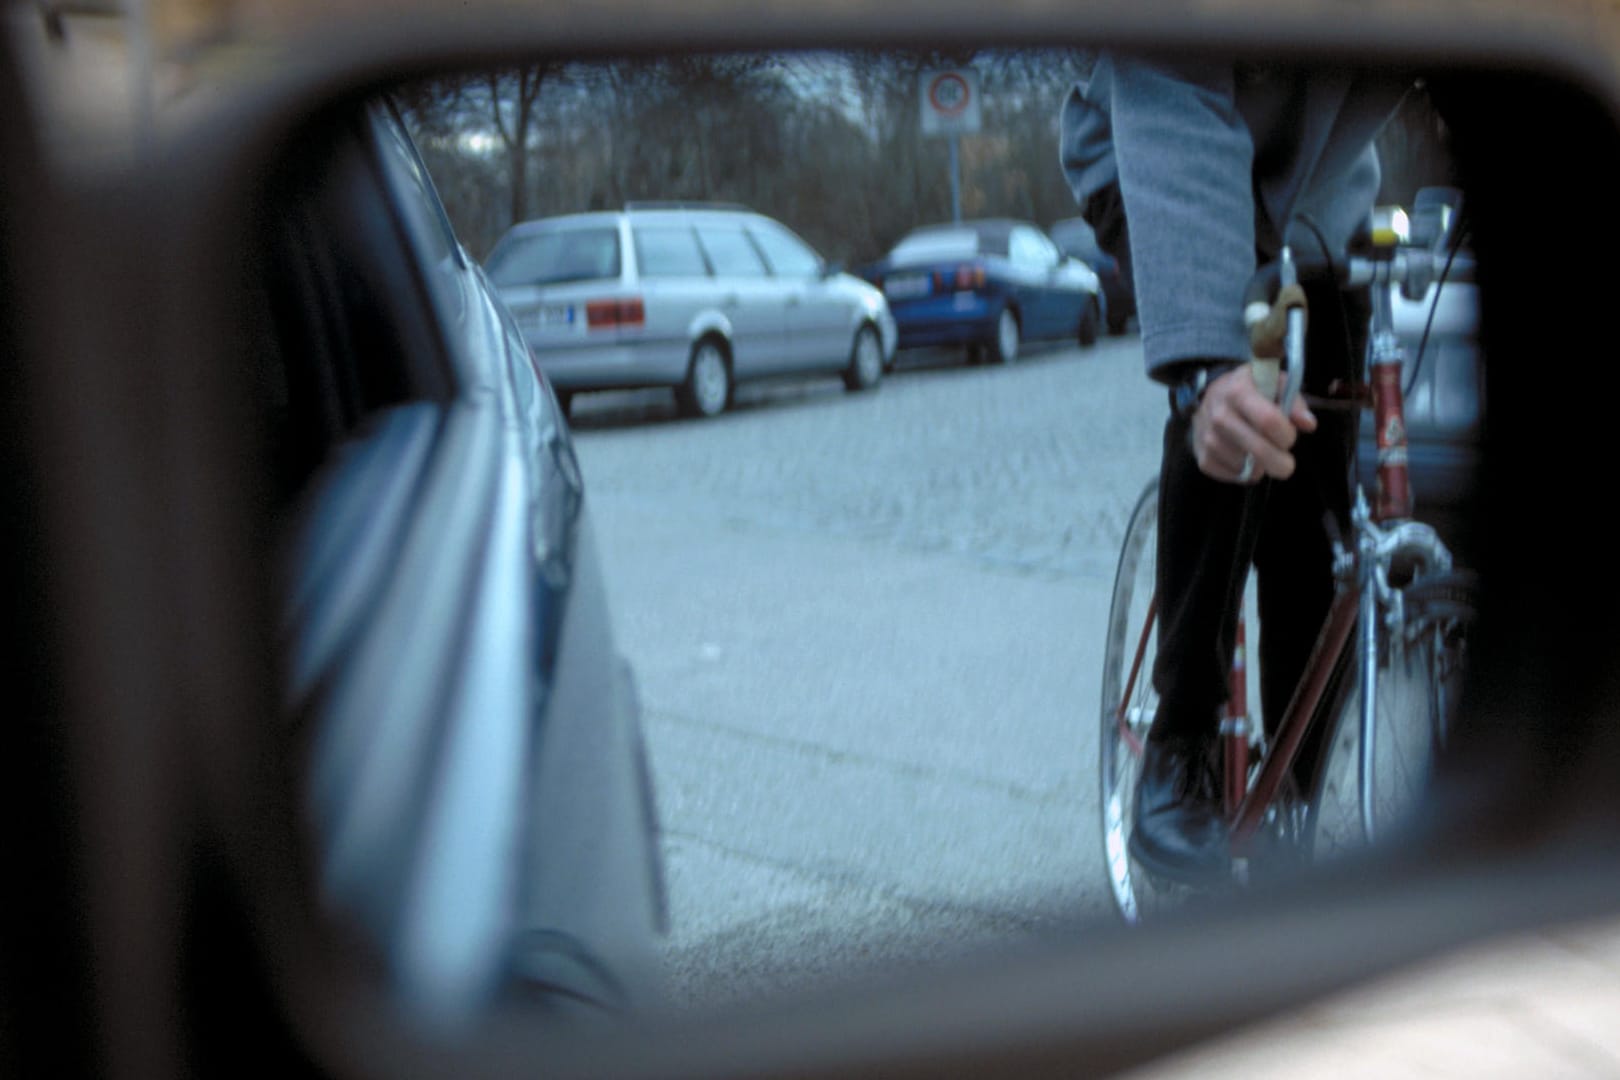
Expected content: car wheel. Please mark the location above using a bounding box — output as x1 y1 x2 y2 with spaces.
1078 296 1101 348
842 324 883 391
677 338 731 418
989 307 1020 365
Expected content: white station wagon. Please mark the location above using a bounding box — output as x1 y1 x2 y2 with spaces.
486 204 898 418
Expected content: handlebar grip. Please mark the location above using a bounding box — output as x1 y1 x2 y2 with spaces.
1250 357 1280 402
1245 248 1309 415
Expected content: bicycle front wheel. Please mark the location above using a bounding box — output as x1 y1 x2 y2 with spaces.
1309 572 1477 859
1099 480 1160 922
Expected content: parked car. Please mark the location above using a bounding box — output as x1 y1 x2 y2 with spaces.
860 218 1102 365
1049 215 1136 335
485 204 897 418
268 99 667 1021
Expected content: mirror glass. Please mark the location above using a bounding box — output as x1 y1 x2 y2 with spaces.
274 47 1482 1021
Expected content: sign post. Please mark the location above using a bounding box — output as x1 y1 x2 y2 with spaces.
919 69 981 224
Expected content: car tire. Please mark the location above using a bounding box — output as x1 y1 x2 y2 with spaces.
989 307 1020 365
842 324 884 392
1078 296 1101 348
676 338 731 418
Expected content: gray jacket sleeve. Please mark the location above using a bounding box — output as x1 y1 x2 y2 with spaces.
1064 56 1402 382
1109 57 1258 379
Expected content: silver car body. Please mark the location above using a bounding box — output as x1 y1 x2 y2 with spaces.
488 206 897 395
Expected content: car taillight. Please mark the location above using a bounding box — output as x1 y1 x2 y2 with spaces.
936 262 987 291
585 297 646 330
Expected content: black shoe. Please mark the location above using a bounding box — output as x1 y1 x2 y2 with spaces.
1129 735 1230 885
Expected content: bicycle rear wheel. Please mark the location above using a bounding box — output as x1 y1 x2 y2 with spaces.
1309 571 1477 859
1099 480 1160 922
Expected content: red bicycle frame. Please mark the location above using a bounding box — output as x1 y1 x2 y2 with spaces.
1221 264 1413 855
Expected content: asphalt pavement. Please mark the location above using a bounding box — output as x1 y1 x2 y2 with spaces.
570 336 1165 1009
568 340 1620 1080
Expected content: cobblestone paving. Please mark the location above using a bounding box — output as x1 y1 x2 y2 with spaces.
570 339 1165 581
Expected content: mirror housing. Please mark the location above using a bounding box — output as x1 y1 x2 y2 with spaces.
13 4 1620 1077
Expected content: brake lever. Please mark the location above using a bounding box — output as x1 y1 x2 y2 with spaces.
1280 246 1305 419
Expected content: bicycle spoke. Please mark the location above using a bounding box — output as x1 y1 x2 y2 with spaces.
1311 598 1471 860
1098 481 1161 923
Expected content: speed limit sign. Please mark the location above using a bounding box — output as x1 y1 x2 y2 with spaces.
920 69 981 136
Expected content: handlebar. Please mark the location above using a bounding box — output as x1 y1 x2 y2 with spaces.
1243 246 1477 310
1241 242 1476 416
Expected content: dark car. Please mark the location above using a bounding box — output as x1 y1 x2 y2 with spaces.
267 100 666 1020
1049 215 1136 335
861 218 1102 365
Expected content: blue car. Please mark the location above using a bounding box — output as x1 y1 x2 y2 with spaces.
862 219 1103 365
1049 215 1137 336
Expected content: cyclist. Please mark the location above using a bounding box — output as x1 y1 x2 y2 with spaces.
1061 58 1409 882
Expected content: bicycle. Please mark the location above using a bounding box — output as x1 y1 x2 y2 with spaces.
1099 230 1479 923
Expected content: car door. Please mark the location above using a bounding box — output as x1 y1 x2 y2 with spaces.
276 102 664 1020
749 218 851 371
693 219 791 376
1031 226 1096 341
630 220 717 380
1008 225 1062 338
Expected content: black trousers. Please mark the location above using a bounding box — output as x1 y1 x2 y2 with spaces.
1150 282 1368 746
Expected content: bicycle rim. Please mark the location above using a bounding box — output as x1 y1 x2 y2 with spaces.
1099 481 1159 922
1309 597 1467 860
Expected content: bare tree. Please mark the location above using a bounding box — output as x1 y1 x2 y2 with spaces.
485 65 553 224
398 49 1446 276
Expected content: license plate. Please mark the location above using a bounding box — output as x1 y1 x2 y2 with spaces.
884 274 930 301
535 304 575 330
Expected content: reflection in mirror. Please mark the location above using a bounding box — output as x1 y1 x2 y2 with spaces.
270 47 1482 1024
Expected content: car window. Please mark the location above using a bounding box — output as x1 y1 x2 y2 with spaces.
1033 231 1061 267
890 228 979 264
748 221 823 277
633 225 711 278
370 104 463 283
486 226 621 286
695 223 769 277
1009 226 1055 269
253 104 465 503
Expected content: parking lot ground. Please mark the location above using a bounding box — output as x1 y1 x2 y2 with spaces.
573 336 1165 1007
569 338 1608 1080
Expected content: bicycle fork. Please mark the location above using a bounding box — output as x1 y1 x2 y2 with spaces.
1358 281 1419 843
1222 619 1251 821
1356 497 1382 844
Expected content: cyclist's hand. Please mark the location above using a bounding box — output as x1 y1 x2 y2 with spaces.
1191 366 1316 484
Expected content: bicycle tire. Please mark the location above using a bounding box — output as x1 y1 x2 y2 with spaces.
1098 480 1162 922
1308 569 1478 859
